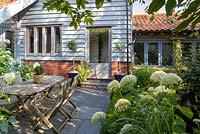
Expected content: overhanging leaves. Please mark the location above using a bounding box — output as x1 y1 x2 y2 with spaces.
165 0 176 16
147 0 165 14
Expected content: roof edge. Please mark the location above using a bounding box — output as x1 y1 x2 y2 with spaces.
0 0 37 24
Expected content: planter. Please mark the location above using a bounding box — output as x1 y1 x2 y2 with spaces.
67 71 79 86
114 74 126 82
33 74 43 84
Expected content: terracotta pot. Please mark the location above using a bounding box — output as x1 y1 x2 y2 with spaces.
33 74 43 84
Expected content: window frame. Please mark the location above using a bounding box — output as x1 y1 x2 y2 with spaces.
26 25 61 57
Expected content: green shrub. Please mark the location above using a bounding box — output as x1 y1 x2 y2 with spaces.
0 43 14 76
131 66 157 90
76 62 93 82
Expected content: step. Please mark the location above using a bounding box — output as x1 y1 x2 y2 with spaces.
80 80 111 90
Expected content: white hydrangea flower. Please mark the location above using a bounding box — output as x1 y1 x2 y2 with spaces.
3 39 10 44
155 85 166 92
120 75 137 88
3 72 16 85
147 87 155 92
150 70 166 83
91 111 106 124
115 99 131 112
140 95 157 105
160 73 183 86
193 118 200 123
33 62 40 69
120 124 133 134
107 80 120 93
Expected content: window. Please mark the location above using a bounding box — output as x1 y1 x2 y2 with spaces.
133 41 173 67
27 26 61 56
162 43 173 66
148 43 158 65
134 42 144 65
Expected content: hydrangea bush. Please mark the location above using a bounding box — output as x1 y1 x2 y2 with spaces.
100 70 191 134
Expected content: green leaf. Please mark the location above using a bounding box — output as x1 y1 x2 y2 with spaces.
165 0 176 16
147 0 165 14
177 105 193 119
8 116 18 125
96 0 104 9
0 121 8 133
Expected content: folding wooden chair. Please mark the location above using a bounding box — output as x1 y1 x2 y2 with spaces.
32 78 72 133
61 73 80 118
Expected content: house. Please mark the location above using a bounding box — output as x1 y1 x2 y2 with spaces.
132 13 200 67
0 0 132 79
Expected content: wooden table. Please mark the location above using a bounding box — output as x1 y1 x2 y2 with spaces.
3 76 64 122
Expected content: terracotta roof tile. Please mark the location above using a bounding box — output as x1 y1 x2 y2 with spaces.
133 13 200 32
0 0 17 9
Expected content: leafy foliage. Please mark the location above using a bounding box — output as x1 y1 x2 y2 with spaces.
67 40 78 53
0 42 14 76
76 62 93 82
101 71 190 134
43 0 111 29
43 0 200 31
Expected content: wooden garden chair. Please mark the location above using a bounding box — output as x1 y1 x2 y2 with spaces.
61 73 80 118
32 78 72 133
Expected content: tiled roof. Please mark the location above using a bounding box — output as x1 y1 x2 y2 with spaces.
0 0 17 9
133 13 200 32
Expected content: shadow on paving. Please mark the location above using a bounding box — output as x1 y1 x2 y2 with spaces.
8 88 110 134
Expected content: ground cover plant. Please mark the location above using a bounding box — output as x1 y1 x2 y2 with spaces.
91 68 199 134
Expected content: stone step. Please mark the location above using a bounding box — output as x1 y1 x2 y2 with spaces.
80 80 111 90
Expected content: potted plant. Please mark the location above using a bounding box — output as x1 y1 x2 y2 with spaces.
33 62 44 84
67 40 79 79
114 42 125 81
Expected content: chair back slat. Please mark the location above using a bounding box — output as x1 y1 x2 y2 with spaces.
71 74 80 89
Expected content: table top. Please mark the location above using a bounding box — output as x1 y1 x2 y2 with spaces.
3 76 64 96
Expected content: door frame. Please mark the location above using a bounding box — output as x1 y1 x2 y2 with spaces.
86 26 112 79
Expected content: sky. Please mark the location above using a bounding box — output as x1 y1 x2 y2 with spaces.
132 0 165 14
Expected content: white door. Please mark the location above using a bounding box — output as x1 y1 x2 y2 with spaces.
87 28 111 79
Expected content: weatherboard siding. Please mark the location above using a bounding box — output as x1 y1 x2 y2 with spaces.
18 0 132 61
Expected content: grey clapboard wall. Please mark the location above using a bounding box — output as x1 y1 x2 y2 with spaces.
17 0 132 62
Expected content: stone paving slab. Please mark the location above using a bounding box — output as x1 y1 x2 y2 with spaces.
8 88 110 134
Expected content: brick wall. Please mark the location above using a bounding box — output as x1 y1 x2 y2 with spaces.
0 0 17 9
24 60 81 78
24 60 130 79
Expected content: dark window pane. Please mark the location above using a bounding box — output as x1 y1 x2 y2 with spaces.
29 28 34 53
55 27 60 53
38 27 42 53
89 28 109 63
182 42 192 66
162 43 173 66
46 27 51 53
134 42 144 65
148 43 158 65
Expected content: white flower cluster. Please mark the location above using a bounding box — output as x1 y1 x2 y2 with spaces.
3 72 16 85
120 124 133 134
91 111 106 124
120 75 137 88
160 73 183 86
115 99 131 112
148 85 170 93
140 95 157 105
150 70 166 83
0 39 10 44
33 62 40 69
107 80 120 93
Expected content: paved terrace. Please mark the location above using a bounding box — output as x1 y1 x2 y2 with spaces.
8 88 110 134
